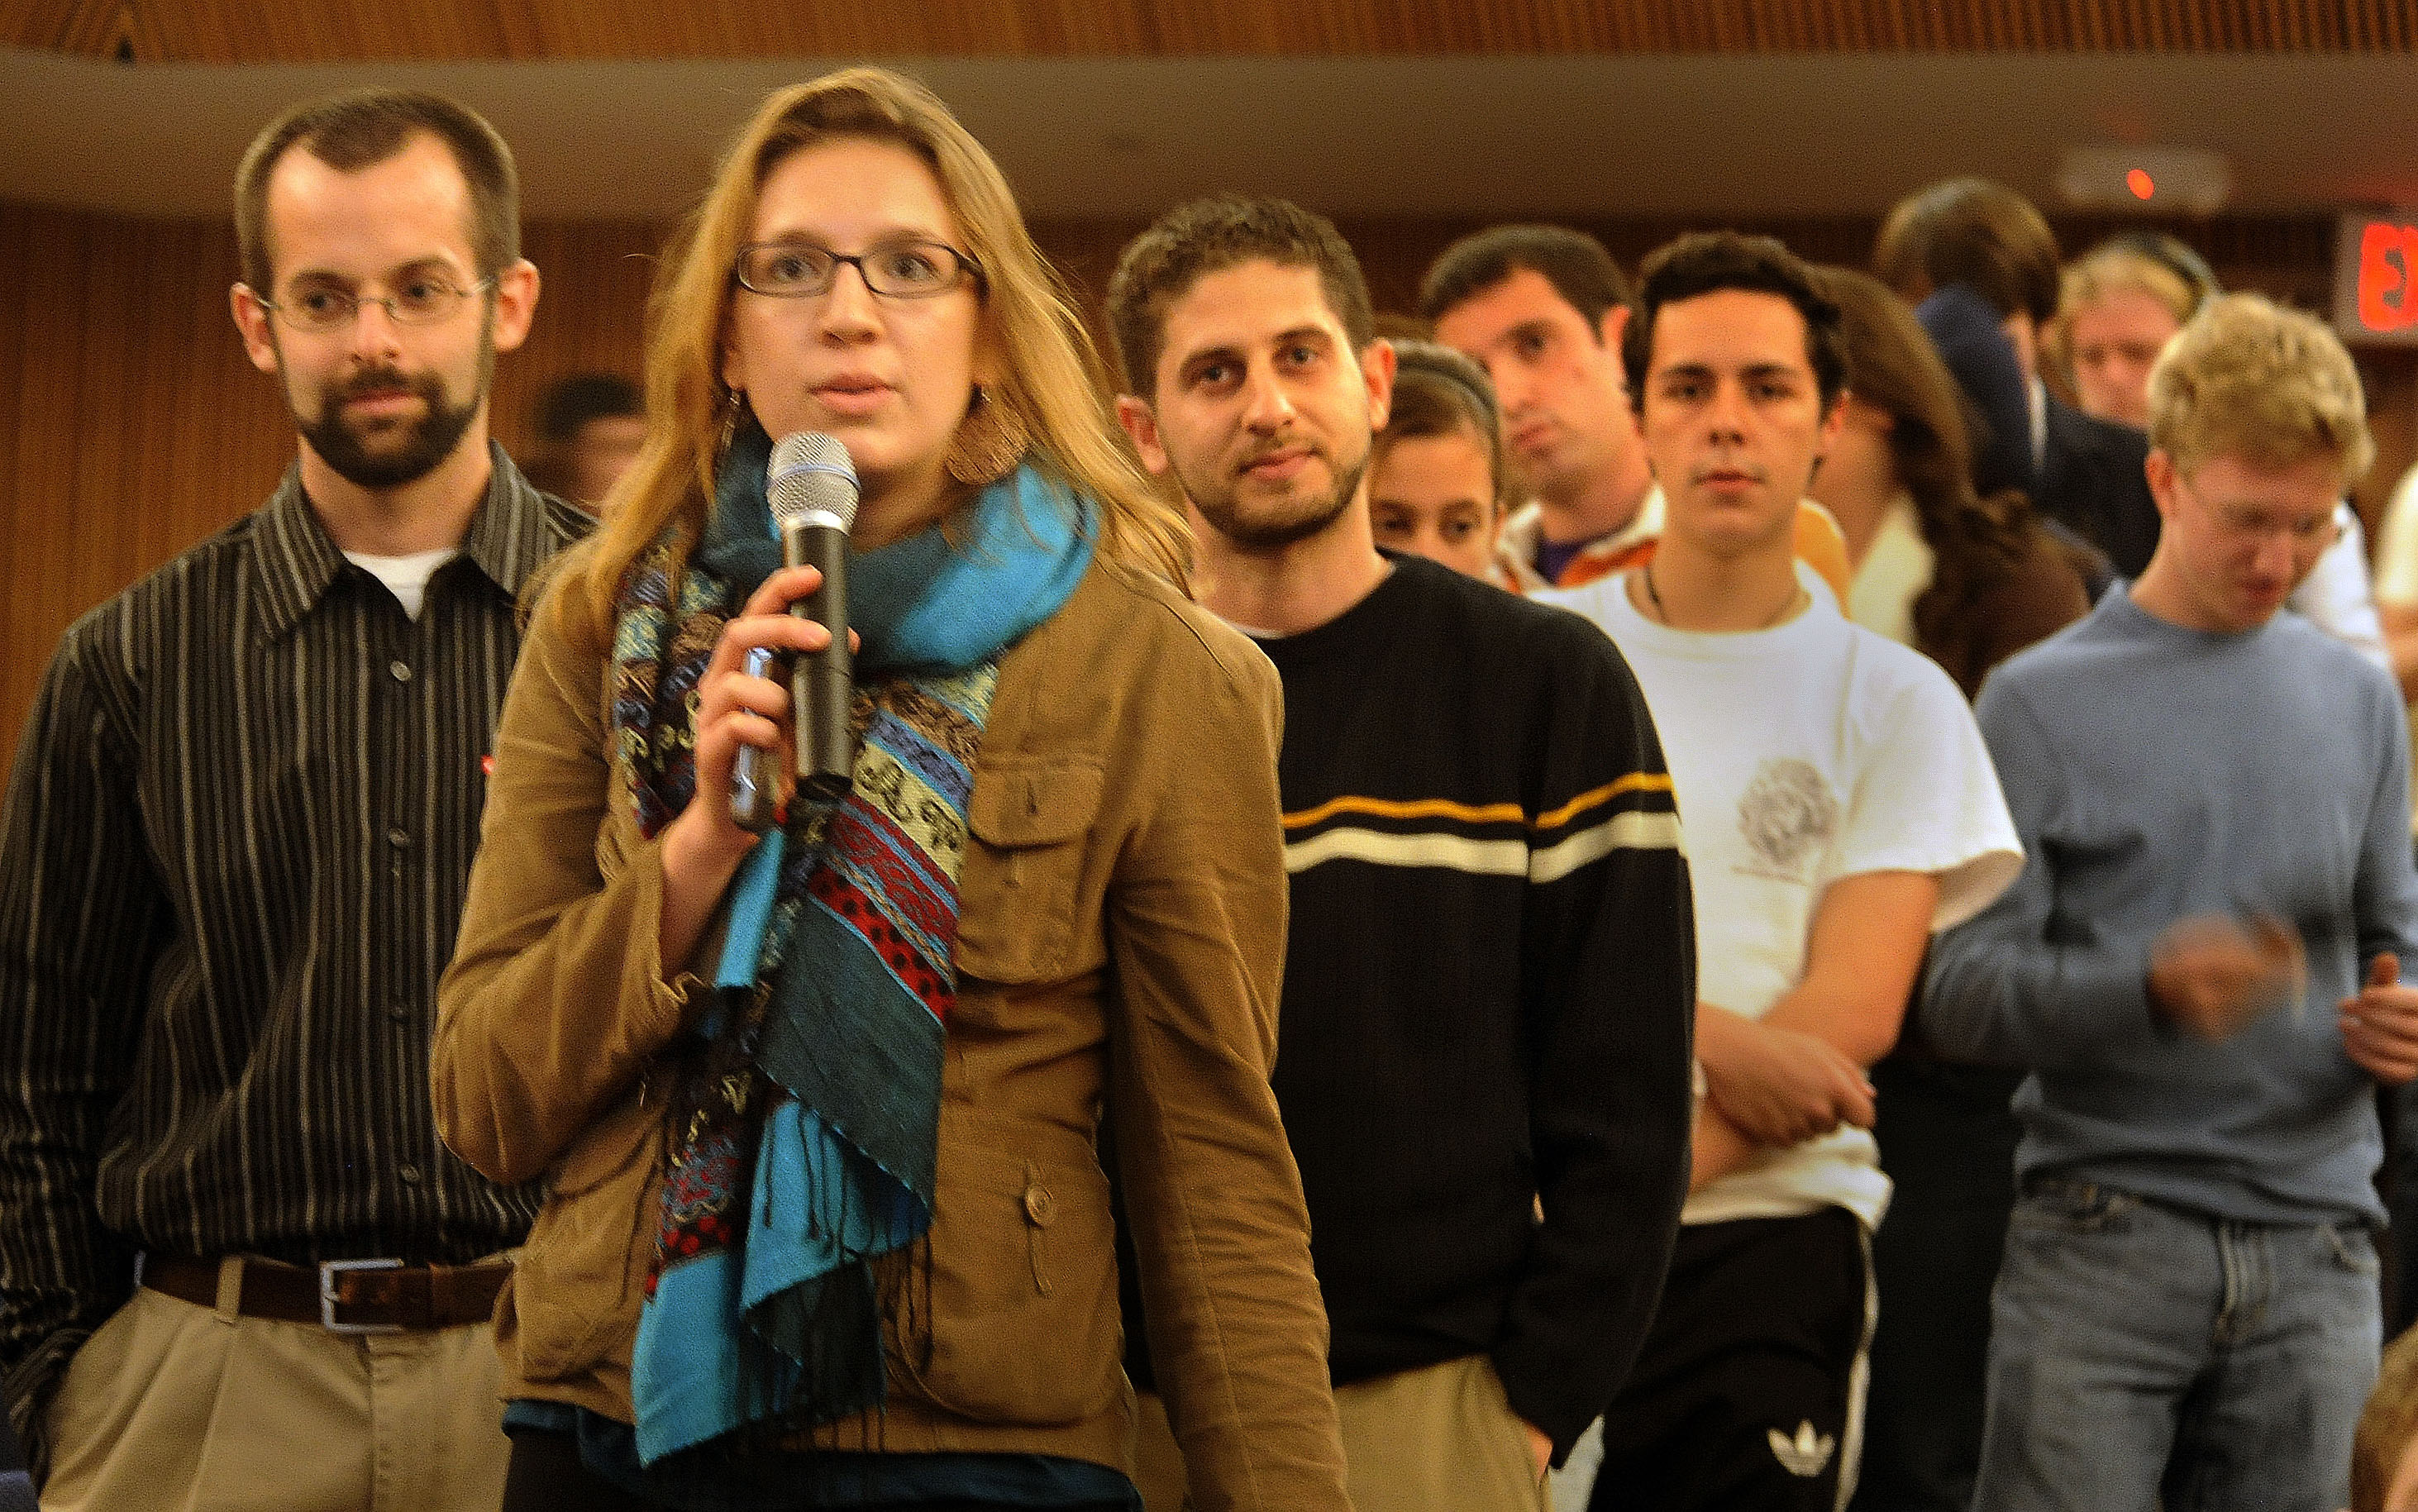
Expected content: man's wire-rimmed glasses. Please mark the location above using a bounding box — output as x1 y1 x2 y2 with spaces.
246 274 497 333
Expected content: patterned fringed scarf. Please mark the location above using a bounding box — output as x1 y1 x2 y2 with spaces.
612 417 1093 1465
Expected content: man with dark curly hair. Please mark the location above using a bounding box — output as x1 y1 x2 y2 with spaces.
1545 230 2020 1512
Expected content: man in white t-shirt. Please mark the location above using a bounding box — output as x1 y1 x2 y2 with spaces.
1543 231 2020 1512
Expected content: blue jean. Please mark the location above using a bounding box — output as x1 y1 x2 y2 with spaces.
1972 1178 2381 1512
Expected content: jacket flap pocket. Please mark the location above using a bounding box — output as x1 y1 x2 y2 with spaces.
968 758 1104 849
891 1125 1120 1427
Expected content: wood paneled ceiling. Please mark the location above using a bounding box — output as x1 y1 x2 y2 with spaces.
12 50 2418 221
10 0 2417 63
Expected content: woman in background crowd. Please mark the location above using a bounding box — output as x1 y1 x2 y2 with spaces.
1811 266 2091 696
1810 265 2090 1512
2048 234 2215 431
2355 1324 2418 1512
430 66 1348 1512
1366 338 1517 589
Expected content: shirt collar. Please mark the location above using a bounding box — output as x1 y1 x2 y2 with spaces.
250 441 551 640
1495 487 1668 592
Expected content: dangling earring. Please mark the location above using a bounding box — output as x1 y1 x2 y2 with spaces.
710 387 740 457
944 384 1029 487
714 386 744 474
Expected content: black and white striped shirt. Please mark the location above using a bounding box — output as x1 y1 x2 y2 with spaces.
0 446 589 1421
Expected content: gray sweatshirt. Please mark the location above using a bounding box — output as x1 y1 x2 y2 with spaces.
1923 586 2418 1224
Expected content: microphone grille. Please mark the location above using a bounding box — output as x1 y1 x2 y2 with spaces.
768 432 860 532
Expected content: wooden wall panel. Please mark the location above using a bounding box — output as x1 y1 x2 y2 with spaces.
12 0 2418 60
487 220 662 458
2 198 2410 763
0 206 292 766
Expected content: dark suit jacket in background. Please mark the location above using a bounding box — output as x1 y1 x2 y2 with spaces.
1915 284 2159 582
2039 397 2161 580
1915 284 2036 505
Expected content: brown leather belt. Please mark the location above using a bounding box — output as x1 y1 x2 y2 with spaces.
139 1254 511 1333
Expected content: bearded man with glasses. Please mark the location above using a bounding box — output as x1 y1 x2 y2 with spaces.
0 89 590 1511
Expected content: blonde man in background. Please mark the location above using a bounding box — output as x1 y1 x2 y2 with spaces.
1925 293 2418 1512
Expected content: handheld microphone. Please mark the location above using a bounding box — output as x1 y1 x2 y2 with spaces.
730 433 859 831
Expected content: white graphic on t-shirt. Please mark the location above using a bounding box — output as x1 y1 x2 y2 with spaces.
1769 1420 1835 1477
1736 757 1839 880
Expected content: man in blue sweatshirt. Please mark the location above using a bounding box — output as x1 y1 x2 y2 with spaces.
1924 292 2418 1512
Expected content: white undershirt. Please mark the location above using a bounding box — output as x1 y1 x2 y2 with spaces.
342 546 460 622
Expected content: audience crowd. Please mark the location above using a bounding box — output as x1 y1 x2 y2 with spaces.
7 67 2418 1512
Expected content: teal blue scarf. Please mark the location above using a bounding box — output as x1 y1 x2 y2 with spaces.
613 418 1093 1463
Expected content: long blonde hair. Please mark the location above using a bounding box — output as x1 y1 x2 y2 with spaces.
588 68 1190 617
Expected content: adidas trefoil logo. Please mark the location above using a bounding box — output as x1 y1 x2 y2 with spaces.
1768 1420 1835 1477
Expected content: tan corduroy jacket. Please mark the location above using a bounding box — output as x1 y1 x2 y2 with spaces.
430 541 1351 1511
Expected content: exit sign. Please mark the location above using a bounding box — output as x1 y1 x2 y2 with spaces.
2336 212 2418 343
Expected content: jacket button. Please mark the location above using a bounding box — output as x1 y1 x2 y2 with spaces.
1023 1185 1054 1227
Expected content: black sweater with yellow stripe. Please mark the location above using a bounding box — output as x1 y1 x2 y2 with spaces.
1257 553 1695 1461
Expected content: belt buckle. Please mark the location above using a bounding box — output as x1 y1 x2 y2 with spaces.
320 1257 405 1333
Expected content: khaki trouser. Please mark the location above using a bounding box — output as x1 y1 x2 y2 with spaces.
41 1271 511 1512
1135 1354 1546 1512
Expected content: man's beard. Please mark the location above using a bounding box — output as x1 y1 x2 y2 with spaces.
1180 440 1371 553
289 341 491 492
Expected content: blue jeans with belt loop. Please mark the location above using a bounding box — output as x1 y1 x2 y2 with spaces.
1972 1177 2380 1512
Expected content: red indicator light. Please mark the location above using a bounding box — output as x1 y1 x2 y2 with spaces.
2360 224 2418 332
2127 169 2155 200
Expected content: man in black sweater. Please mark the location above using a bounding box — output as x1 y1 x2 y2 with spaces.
1106 195 1695 1511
